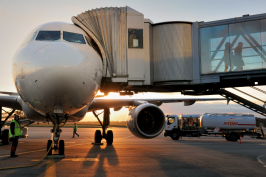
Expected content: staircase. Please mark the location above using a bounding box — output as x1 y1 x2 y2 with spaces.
219 88 266 117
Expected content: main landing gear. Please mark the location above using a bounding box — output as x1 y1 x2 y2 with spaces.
46 113 68 156
93 108 113 145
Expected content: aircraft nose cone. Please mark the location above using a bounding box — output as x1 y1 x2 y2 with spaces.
31 42 87 68
29 43 98 114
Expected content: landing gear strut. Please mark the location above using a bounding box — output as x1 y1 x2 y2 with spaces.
46 113 68 156
93 108 113 145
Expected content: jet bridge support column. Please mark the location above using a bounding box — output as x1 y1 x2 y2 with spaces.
102 108 110 138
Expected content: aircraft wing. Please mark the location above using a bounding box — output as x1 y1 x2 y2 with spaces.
0 91 19 96
88 98 226 111
0 95 22 110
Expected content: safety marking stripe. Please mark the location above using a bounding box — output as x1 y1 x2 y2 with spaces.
45 159 56 177
0 149 46 158
257 154 266 168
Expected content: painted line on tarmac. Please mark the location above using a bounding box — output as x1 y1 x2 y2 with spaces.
257 154 266 167
32 158 99 162
0 148 46 158
0 135 133 158
45 159 56 177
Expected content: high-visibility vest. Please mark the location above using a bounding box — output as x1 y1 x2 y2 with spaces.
74 125 77 131
9 120 22 138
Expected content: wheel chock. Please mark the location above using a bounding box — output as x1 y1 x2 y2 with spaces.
46 154 65 158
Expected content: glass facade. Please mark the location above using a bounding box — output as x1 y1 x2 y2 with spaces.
128 29 143 48
200 20 266 74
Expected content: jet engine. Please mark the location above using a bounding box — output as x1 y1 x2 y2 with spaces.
126 104 165 139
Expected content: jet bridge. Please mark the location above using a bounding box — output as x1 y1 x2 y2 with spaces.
72 7 266 94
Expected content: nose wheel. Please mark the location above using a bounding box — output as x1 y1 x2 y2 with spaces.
46 113 67 156
46 139 65 156
93 108 113 145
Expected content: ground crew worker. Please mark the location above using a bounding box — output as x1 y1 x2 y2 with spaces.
72 123 79 138
9 114 21 157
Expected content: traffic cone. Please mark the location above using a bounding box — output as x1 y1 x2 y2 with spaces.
239 135 243 144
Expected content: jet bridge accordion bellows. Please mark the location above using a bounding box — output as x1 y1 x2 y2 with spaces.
73 7 128 78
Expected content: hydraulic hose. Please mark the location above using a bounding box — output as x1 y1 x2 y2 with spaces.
0 124 58 170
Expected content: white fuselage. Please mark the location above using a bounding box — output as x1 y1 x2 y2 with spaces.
12 22 103 121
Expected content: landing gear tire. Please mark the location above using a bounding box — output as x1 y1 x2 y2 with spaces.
229 132 239 142
94 130 102 143
59 140 65 155
106 130 113 145
47 140 53 156
171 131 180 140
2 129 10 145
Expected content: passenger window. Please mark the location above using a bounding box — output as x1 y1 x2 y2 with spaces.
128 29 143 48
63 31 86 44
36 31 61 41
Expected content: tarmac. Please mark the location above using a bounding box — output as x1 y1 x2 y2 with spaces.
0 127 266 177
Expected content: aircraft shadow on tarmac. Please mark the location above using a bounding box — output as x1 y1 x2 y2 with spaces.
82 144 118 175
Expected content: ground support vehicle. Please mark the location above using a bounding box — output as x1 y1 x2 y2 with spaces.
164 113 265 141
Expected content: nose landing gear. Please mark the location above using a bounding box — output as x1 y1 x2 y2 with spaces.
93 108 113 145
46 113 67 156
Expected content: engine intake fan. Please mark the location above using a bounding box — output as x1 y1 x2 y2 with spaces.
126 104 165 139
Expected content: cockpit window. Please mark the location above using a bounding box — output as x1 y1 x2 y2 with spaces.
63 31 86 44
36 31 61 41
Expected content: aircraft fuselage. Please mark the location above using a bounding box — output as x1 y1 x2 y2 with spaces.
12 22 103 121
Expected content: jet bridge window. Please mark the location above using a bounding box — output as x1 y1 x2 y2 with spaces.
128 29 143 48
63 31 86 44
200 19 266 74
36 31 61 41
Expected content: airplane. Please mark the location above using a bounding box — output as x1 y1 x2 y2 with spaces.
0 21 225 155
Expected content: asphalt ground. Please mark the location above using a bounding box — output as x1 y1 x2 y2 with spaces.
0 127 266 177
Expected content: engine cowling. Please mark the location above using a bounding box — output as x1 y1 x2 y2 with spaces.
126 104 165 139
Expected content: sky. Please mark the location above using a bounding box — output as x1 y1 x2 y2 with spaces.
1 0 266 121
